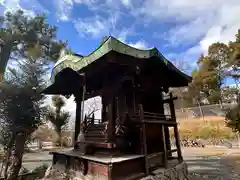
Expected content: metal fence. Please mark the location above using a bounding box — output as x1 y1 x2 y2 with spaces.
175 103 236 120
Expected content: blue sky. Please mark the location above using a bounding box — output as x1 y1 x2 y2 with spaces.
1 0 239 124
2 0 240 75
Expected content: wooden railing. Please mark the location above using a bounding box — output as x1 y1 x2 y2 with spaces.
82 115 102 132
136 104 180 174
147 149 178 169
131 111 176 125
86 117 102 124
144 111 171 118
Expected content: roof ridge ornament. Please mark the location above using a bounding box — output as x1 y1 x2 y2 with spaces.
101 36 109 45
59 48 67 59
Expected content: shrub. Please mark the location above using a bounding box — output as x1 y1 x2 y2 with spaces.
225 103 240 132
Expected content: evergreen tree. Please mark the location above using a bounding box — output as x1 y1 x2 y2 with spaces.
0 10 66 179
0 10 66 82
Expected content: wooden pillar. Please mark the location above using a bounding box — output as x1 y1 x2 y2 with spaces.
107 102 115 142
74 96 81 147
91 113 94 124
116 96 120 125
161 124 168 168
102 95 106 123
164 126 172 157
139 104 149 175
169 92 183 162
133 83 136 113
169 92 176 120
174 124 183 162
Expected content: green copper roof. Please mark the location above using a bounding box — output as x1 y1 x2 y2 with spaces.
50 36 190 83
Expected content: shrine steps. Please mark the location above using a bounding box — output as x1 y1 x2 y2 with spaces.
84 124 107 142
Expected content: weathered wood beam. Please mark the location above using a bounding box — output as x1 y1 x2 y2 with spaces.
165 126 172 157
132 119 177 125
139 104 149 175
169 92 176 120
107 103 114 141
174 124 183 162
74 96 81 148
162 96 178 102
161 124 168 168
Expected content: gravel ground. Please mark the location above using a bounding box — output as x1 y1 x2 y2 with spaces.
182 148 240 180
3 147 240 179
21 147 240 179
187 157 240 180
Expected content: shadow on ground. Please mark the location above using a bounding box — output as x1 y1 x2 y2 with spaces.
23 159 52 163
186 157 238 180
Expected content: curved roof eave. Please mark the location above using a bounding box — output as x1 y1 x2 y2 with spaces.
50 36 192 84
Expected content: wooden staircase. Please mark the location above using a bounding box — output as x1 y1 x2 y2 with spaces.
84 124 107 142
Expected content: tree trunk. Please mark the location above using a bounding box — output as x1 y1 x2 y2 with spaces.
0 40 14 81
0 41 14 177
219 100 223 109
37 139 42 150
3 133 15 179
0 149 8 178
56 130 62 147
7 132 26 180
237 132 240 148
59 132 62 147
235 79 240 103
197 100 204 122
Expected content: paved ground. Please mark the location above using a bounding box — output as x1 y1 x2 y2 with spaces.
19 147 240 179
22 151 52 170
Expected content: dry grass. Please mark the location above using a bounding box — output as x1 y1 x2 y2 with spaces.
199 149 226 156
173 116 235 139
179 116 230 130
178 116 226 125
183 147 229 157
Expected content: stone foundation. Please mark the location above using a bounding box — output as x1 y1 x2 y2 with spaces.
141 162 189 180
42 162 188 180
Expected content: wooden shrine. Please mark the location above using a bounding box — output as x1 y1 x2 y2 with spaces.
42 36 192 180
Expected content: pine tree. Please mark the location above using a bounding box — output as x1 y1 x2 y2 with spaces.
0 10 66 82
0 10 66 179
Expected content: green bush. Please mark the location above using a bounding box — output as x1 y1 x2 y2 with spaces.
31 163 48 173
25 164 48 180
226 103 240 132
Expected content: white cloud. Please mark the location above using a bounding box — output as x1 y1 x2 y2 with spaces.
2 0 239 79
134 0 240 68
55 0 74 21
74 19 150 52
73 7 150 49
166 44 202 73
128 41 149 49
120 0 131 7
74 8 123 38
136 0 232 22
54 0 127 21
164 16 215 47
74 15 112 38
70 0 240 65
0 0 34 16
0 0 47 16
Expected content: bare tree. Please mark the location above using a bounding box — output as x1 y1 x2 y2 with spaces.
86 97 101 118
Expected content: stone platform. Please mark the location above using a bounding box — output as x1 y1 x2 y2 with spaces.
42 159 188 180
141 161 188 180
